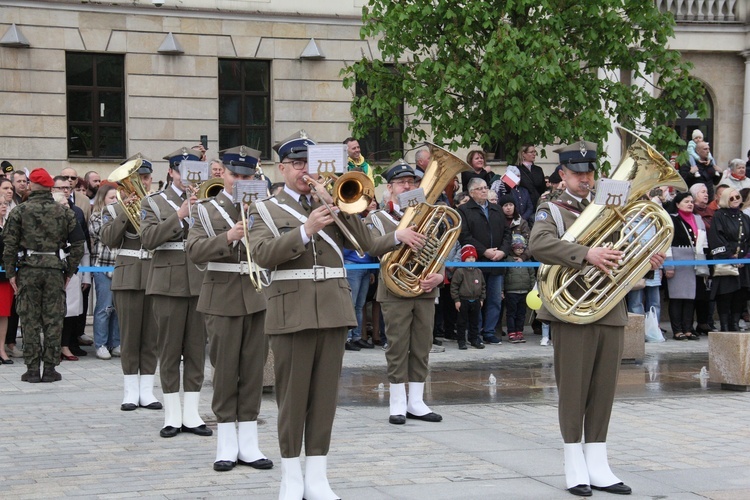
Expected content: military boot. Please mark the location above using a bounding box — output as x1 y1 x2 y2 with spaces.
21 366 41 383
41 364 62 383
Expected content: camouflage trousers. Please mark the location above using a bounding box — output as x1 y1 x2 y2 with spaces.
16 267 66 368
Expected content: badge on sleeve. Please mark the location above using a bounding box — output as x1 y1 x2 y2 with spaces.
535 211 548 222
141 209 148 221
186 216 195 228
246 214 254 229
102 214 111 223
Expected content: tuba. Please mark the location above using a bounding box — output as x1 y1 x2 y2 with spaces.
381 142 471 298
537 127 688 324
108 158 149 233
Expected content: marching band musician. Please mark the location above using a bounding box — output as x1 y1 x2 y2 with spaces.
99 154 162 412
246 131 423 500
185 145 273 473
365 160 444 425
529 141 665 497
140 147 210 439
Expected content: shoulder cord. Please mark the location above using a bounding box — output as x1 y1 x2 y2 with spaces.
267 198 344 265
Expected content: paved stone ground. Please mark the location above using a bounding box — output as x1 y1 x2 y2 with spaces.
0 324 749 499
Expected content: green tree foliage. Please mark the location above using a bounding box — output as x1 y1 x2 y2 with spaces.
343 0 705 166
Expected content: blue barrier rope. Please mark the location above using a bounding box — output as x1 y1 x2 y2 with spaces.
3 259 750 273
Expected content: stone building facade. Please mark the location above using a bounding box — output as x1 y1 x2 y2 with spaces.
0 0 748 183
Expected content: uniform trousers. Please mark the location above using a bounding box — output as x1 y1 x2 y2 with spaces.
206 312 267 423
16 267 65 368
114 290 158 375
552 322 624 443
151 295 205 394
270 327 346 458
381 297 434 384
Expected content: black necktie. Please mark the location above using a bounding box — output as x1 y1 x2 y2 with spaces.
299 196 311 214
581 198 590 208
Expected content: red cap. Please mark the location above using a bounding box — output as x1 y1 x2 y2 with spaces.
29 168 54 188
461 244 478 262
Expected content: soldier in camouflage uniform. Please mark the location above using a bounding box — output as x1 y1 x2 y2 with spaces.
2 168 85 383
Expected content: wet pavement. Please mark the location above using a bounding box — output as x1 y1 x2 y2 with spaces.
338 332 717 407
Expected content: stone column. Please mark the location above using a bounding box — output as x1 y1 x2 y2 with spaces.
742 50 750 158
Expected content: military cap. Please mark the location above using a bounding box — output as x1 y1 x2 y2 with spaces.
1 160 13 176
122 152 153 175
163 147 201 169
219 145 261 176
383 159 416 183
273 130 316 161
555 140 598 172
29 168 54 188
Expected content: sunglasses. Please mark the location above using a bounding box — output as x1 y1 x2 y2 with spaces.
730 195 742 201
62 175 78 181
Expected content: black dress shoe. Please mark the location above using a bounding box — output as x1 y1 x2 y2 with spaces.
213 460 236 472
389 414 406 425
70 347 88 357
21 369 41 383
121 403 138 411
353 339 374 349
344 340 361 351
160 426 180 438
1 358 14 364
140 401 163 410
406 411 443 422
567 484 593 496
41 367 62 383
237 458 274 469
592 482 632 495
181 424 213 436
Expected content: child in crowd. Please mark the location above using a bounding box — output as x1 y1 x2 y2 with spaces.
451 244 485 350
504 235 536 343
687 129 715 167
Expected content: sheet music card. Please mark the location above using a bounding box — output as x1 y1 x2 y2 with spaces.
233 180 268 205
397 188 426 209
307 144 347 177
594 179 631 207
179 160 210 186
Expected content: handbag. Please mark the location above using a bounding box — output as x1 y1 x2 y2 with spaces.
713 263 739 277
712 220 743 278
694 252 710 277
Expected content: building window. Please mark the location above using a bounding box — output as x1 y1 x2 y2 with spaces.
356 78 404 163
218 59 271 159
66 52 125 158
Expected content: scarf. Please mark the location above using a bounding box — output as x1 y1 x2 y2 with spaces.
731 172 746 181
678 209 697 241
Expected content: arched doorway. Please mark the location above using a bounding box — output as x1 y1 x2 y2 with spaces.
672 83 714 154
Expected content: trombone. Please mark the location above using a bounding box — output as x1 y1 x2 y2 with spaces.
304 166 374 257
234 180 270 293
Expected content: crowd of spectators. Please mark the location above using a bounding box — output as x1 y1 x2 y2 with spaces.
3 135 750 362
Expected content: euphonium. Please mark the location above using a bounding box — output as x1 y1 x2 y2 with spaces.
108 158 149 233
381 142 471 298
537 127 688 324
